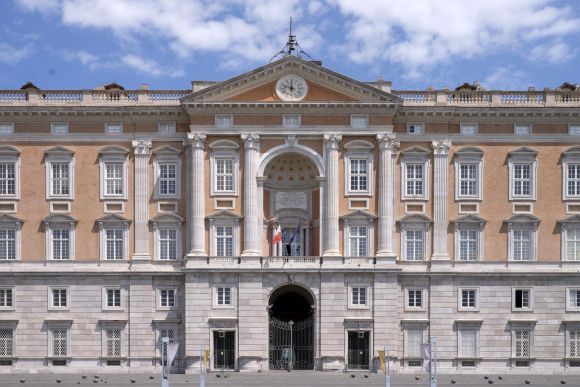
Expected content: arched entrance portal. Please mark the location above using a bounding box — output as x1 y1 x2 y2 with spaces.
268 285 314 370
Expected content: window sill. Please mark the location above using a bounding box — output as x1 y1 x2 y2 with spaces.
458 308 480 312
347 305 370 310
404 308 426 313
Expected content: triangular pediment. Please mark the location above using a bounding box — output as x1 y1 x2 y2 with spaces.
182 56 402 104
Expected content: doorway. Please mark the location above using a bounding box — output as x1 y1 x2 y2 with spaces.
347 331 370 370
213 331 235 370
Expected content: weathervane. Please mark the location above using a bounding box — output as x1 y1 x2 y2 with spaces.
269 17 314 62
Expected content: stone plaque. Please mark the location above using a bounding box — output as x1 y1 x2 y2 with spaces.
276 191 308 210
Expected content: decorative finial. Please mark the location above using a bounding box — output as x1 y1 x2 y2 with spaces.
269 17 314 62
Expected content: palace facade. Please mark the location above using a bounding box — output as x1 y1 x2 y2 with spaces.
1 56 580 374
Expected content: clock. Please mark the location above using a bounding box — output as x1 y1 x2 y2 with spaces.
275 75 308 101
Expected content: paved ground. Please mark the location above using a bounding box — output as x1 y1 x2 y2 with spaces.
1 372 580 387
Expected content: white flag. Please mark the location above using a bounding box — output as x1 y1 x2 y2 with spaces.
167 342 179 368
420 343 431 373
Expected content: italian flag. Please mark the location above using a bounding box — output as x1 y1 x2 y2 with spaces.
272 222 282 244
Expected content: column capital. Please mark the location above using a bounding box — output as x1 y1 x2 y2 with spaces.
241 133 260 149
376 133 399 151
323 134 342 149
186 133 207 149
431 139 452 156
132 139 152 156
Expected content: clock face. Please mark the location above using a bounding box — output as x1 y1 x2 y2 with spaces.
275 75 308 101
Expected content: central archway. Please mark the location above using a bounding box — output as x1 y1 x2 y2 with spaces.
268 284 315 370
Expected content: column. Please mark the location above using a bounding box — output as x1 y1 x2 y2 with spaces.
323 134 341 256
241 133 261 256
431 139 452 261
132 139 152 260
186 133 206 256
376 133 399 258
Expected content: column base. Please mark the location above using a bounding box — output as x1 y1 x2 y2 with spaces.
240 256 261 268
430 256 452 271
187 250 207 257
430 253 451 261
322 249 341 257
375 251 397 266
241 249 261 257
131 254 151 261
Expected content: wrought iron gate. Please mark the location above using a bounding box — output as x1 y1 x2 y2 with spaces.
213 331 235 370
347 331 370 370
269 315 314 370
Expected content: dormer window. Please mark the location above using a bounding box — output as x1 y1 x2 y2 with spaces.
215 115 233 128
283 115 301 128
460 123 477 136
51 123 69 135
158 122 176 134
350 115 368 128
514 124 531 135
105 123 123 134
407 123 424 134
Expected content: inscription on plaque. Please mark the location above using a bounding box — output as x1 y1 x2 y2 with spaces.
276 191 308 210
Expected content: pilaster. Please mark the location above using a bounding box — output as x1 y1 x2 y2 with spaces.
132 139 152 261
241 133 261 260
376 133 399 264
323 134 341 256
431 139 452 262
185 133 207 257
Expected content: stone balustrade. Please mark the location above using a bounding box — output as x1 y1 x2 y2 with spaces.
0 87 578 107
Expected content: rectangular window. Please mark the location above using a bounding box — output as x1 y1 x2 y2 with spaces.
514 329 531 357
283 115 300 128
568 164 580 197
215 115 233 128
570 329 580 358
0 162 16 196
215 226 233 257
349 226 368 257
158 122 176 134
0 229 16 260
351 115 368 128
407 289 422 308
514 124 531 135
159 328 176 366
459 329 477 359
52 329 68 357
405 230 424 261
51 123 69 135
351 287 367 306
160 289 176 308
52 288 68 308
215 158 234 192
105 229 124 260
0 288 13 308
513 164 532 197
461 289 477 308
460 124 477 136
0 123 14 135
570 125 580 135
405 164 424 196
512 230 531 261
50 162 70 196
106 288 121 308
105 123 123 134
106 329 121 357
459 229 478 261
0 328 14 357
408 123 424 134
459 164 477 197
569 289 580 309
217 287 231 305
567 228 580 261
158 163 177 196
514 289 531 309
105 163 124 196
159 229 177 260
349 159 368 192
52 229 70 260
406 329 423 360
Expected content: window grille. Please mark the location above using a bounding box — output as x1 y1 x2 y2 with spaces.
0 162 16 196
569 329 580 358
405 230 424 261
0 230 16 260
159 229 177 260
105 163 124 196
52 229 70 260
52 329 68 357
351 287 367 305
0 288 13 307
106 329 121 357
349 226 368 257
459 329 477 358
217 287 231 305
215 226 233 257
514 329 530 358
405 164 424 196
349 159 368 192
215 159 234 192
0 329 14 357
158 163 177 195
105 229 124 260
406 329 423 366
159 328 176 366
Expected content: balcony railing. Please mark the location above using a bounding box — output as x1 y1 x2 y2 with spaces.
0 88 578 107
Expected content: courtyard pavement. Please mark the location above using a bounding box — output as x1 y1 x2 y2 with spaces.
1 371 579 387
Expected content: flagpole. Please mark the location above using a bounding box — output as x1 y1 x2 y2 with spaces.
430 337 437 387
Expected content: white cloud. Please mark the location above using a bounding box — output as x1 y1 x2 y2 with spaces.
0 42 33 64
122 54 184 78
530 41 573 63
483 66 532 90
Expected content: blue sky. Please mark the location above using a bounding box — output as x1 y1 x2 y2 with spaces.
1 0 579 91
